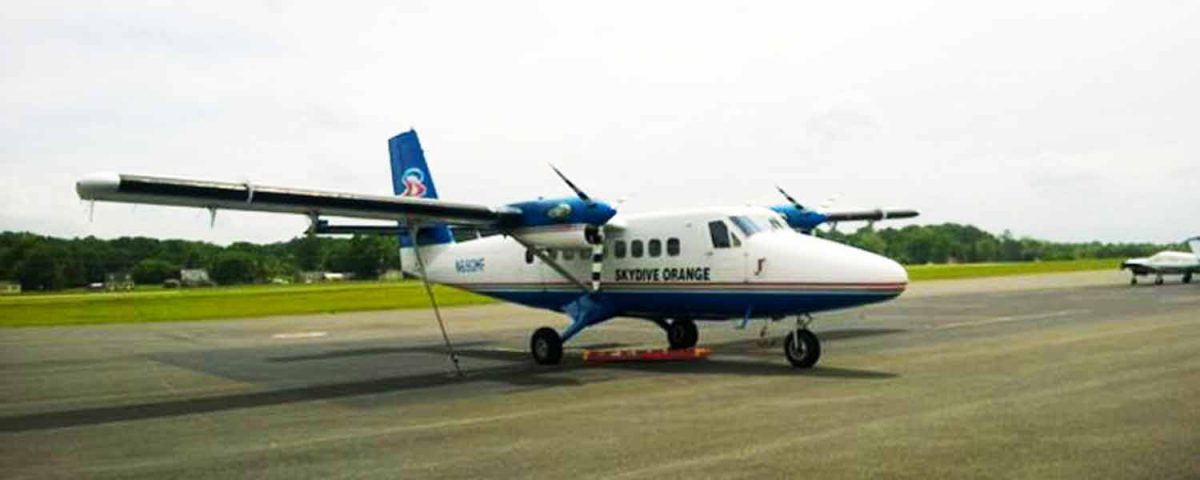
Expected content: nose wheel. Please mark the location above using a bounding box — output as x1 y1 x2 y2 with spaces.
784 329 821 368
530 327 563 365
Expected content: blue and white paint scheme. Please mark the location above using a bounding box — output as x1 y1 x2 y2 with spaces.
76 129 917 368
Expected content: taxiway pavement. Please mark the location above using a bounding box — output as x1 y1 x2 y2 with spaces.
2 270 1198 478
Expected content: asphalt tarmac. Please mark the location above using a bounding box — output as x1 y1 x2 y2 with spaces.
2 271 1199 479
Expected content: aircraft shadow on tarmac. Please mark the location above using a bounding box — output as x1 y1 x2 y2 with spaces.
0 328 901 434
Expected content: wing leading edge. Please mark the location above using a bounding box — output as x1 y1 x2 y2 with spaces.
76 173 522 227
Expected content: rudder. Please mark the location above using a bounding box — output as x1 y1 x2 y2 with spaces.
388 130 453 246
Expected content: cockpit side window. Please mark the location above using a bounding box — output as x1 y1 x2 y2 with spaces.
708 221 731 249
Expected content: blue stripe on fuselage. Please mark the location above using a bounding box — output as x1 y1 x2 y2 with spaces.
467 288 902 319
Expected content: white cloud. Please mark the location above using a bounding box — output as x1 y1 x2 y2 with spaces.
2 0 1198 244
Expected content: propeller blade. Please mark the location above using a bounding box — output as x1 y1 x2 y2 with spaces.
775 186 805 210
550 165 593 204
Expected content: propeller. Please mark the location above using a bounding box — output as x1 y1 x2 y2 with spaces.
775 186 806 210
550 165 593 205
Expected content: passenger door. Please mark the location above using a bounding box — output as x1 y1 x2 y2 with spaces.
705 220 747 283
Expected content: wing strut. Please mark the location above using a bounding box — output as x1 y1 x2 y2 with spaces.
507 234 590 293
408 225 464 377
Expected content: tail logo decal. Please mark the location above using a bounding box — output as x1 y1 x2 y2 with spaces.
400 167 428 198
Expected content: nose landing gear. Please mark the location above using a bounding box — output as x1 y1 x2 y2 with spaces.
784 315 821 368
784 329 821 368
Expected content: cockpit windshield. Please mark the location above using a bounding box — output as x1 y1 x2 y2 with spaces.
728 216 760 236
729 215 788 236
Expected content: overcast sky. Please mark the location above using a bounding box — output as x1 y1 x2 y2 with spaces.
2 1 1197 244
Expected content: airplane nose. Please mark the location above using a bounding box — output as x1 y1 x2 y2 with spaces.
877 255 909 285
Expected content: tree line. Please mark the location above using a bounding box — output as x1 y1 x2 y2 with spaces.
0 225 1181 291
821 223 1179 265
0 232 399 291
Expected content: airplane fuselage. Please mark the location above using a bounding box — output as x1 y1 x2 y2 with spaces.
403 206 908 322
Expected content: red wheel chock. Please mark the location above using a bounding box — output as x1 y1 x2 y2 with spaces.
582 347 711 363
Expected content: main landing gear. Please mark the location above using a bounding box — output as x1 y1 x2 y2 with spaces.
666 319 699 350
531 327 564 365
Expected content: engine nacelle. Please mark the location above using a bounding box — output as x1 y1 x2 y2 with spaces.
504 197 613 248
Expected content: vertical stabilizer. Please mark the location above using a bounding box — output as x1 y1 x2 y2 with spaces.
388 130 453 246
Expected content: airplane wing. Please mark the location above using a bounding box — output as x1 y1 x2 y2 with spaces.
822 208 920 223
76 173 522 227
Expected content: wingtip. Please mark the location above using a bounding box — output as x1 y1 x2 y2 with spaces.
76 172 120 199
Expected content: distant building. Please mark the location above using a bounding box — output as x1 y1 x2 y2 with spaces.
379 269 406 281
180 269 211 287
105 273 134 291
0 282 20 294
298 271 351 283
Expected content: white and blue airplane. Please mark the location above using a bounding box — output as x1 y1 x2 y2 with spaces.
76 130 917 368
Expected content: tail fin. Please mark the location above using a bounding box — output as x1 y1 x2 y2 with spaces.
1188 236 1200 257
388 130 453 246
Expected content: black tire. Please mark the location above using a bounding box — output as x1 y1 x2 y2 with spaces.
667 320 699 350
784 329 821 368
1130 276 1138 285
530 327 563 365
1155 276 1165 286
1184 273 1193 284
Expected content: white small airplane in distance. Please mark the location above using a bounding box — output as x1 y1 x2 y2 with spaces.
1121 237 1200 285
76 130 918 370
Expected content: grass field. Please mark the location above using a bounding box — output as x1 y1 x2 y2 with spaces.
0 258 1123 327
905 258 1120 281
0 282 493 328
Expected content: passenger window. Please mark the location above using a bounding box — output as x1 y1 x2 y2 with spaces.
667 238 680 256
708 221 731 249
648 239 662 257
631 240 644 258
562 249 575 260
614 240 626 258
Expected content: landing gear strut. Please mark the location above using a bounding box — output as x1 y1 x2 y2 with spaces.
667 319 698 350
530 327 563 365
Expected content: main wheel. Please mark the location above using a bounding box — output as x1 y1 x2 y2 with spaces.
784 329 821 368
1184 273 1193 284
666 319 698 350
530 327 563 365
1155 275 1165 285
1130 276 1138 285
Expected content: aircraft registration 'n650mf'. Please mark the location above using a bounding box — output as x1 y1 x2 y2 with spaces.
76 130 918 369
